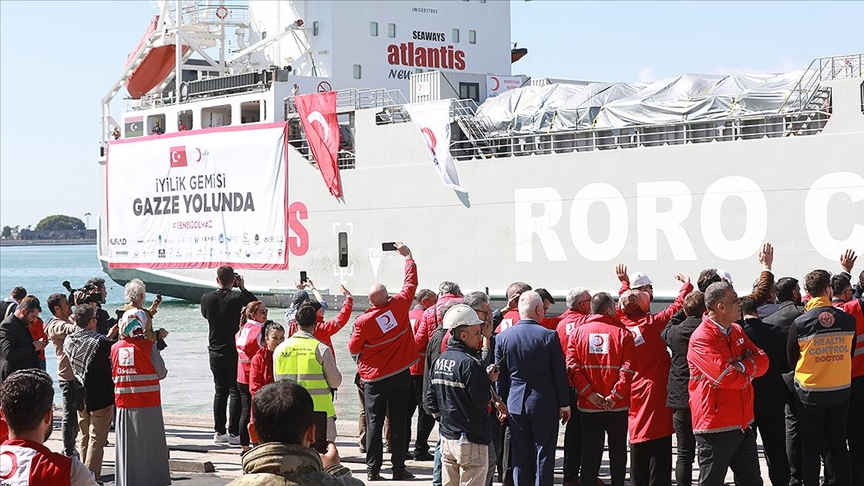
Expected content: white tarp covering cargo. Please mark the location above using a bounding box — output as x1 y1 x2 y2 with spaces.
475 67 818 135
551 82 646 131
476 84 583 135
106 123 289 270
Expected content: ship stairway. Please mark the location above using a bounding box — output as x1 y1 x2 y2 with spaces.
451 99 495 160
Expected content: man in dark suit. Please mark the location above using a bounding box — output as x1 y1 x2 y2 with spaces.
741 297 791 486
496 291 571 485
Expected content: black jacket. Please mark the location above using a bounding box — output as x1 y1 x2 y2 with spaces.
426 339 492 445
661 315 701 410
422 327 447 415
742 317 791 413
200 288 256 360
83 339 115 412
0 314 39 381
762 300 804 332
95 306 116 336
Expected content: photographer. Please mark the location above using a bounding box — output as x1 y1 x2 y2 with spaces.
201 265 256 445
63 279 116 336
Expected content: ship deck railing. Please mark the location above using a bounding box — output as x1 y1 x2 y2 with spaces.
448 107 832 161
284 88 409 116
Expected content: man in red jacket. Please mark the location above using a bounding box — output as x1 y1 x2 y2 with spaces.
616 267 692 486
687 281 768 485
408 288 437 461
557 287 591 486
1 369 99 485
347 241 418 482
567 292 635 486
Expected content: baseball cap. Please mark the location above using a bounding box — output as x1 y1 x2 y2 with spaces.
631 272 653 288
717 269 734 285
443 304 484 330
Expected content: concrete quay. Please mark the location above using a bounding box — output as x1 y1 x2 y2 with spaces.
46 411 775 485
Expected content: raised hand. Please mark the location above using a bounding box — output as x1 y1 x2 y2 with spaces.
840 249 857 274
758 242 774 270
674 273 690 285
616 264 629 283
340 285 352 297
394 241 412 258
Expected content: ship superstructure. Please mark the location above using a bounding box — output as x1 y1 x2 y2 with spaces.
99 1 864 306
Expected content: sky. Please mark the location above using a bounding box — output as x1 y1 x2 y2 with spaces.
1 1 862 229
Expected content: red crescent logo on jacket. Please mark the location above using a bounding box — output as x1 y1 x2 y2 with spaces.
0 450 18 479
818 311 835 328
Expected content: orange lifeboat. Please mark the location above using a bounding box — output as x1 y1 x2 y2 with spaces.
125 16 190 99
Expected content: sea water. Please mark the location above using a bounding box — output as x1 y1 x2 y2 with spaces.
0 244 361 421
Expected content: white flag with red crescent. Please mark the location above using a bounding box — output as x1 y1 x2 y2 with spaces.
405 100 466 193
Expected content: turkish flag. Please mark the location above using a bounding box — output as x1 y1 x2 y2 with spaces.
169 146 187 168
295 92 341 197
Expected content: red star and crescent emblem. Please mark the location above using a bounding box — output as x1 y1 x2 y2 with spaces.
818 311 835 328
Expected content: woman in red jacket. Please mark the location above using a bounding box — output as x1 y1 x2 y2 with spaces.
235 301 267 453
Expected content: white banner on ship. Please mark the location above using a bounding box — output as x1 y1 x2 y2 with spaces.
106 123 289 270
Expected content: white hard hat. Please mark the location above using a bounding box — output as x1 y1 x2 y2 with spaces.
631 272 653 288
717 269 734 286
443 304 484 330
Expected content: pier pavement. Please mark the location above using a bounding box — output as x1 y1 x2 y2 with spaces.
46 410 779 485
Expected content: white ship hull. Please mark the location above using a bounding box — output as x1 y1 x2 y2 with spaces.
98 75 864 305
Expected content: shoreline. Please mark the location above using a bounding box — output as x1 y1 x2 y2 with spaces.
0 239 96 247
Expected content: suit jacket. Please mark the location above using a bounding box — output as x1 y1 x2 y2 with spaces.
762 300 805 332
495 319 570 416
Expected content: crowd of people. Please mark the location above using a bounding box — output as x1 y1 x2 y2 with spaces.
2 241 864 486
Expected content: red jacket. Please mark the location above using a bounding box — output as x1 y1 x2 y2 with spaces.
287 297 354 356
235 321 263 384
566 314 635 412
0 439 77 485
249 346 274 398
414 293 463 375
556 309 589 356
111 338 162 409
409 305 428 376
840 299 864 379
28 317 47 361
496 309 561 334
348 259 419 382
687 315 768 434
618 280 692 443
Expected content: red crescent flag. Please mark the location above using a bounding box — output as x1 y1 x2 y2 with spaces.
295 92 342 197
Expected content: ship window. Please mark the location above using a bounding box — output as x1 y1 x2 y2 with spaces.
313 21 319 36
452 29 460 43
370 21 378 37
241 101 261 124
353 64 362 79
338 232 348 267
469 30 476 44
459 82 480 102
124 117 144 138
178 110 193 131
147 114 166 135
201 105 232 128
388 23 396 38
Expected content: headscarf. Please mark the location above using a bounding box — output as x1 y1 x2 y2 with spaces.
64 326 107 386
119 309 147 338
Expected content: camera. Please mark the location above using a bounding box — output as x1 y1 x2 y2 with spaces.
233 272 241 288
62 280 103 306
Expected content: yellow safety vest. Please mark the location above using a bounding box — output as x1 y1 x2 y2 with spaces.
274 335 336 417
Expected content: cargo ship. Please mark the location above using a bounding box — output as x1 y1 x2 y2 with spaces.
99 0 864 306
